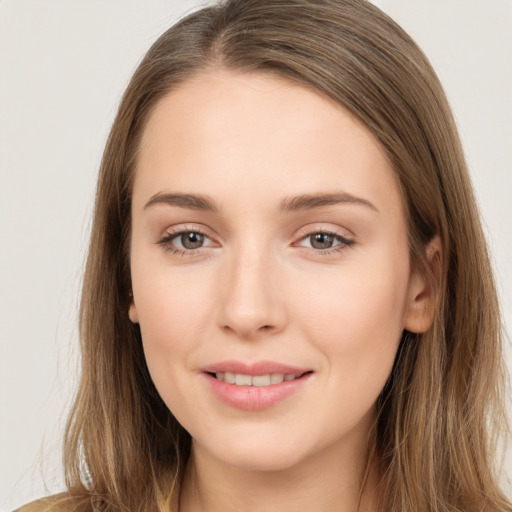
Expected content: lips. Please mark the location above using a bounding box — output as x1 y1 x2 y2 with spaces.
202 360 311 376
201 360 313 410
213 372 304 386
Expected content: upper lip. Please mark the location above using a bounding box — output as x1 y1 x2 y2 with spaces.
202 360 312 376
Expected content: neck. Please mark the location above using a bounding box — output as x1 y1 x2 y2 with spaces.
178 429 379 512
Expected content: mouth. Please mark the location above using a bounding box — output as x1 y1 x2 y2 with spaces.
201 361 314 410
206 371 313 386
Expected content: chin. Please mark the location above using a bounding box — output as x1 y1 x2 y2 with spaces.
193 427 312 472
218 448 305 472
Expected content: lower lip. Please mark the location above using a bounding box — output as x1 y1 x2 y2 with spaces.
203 372 313 411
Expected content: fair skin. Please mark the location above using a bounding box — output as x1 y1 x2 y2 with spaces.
129 70 436 512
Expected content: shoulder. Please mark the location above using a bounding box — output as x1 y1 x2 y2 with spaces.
13 493 88 512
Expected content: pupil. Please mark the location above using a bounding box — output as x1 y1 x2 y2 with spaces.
182 232 204 249
311 233 333 249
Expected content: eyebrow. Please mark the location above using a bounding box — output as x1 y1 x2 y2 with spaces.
144 192 221 212
143 191 378 213
278 192 378 213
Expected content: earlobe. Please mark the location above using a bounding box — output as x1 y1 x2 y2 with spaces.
403 235 442 334
128 295 139 324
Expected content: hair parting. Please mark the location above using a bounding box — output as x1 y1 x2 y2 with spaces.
23 1 510 511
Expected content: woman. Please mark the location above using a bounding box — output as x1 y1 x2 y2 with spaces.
18 0 510 510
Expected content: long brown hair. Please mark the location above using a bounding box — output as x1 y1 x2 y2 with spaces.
46 0 511 510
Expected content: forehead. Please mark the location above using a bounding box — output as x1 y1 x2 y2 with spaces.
139 70 380 158
133 70 402 219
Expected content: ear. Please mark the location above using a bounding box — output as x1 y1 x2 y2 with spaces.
403 235 442 334
128 294 139 324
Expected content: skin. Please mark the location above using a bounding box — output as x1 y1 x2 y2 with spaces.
129 70 436 512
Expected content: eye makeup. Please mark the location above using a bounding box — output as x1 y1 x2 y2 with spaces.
156 225 354 258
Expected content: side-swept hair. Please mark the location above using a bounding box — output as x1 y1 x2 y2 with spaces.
47 1 510 511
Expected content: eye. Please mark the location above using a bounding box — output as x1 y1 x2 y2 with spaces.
296 230 354 253
308 233 337 250
175 231 206 250
157 228 216 255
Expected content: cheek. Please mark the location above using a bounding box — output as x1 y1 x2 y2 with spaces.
293 252 410 397
299 259 408 335
131 262 216 393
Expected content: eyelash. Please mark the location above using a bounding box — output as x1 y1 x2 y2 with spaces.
156 228 354 257
294 231 354 255
157 227 214 256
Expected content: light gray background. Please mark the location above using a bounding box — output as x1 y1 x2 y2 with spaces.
1 1 511 510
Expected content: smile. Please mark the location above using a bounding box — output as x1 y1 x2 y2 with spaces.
202 362 314 410
213 372 305 386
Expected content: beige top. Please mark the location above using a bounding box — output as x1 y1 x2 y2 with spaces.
14 494 80 512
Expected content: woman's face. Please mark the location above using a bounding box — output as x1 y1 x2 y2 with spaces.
129 70 430 472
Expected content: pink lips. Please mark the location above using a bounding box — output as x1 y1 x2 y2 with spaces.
202 360 309 376
201 360 313 411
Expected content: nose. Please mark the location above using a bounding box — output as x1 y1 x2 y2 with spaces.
217 245 287 340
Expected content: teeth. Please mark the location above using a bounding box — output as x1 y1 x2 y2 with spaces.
235 374 252 386
252 375 271 386
270 373 284 384
214 372 300 386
